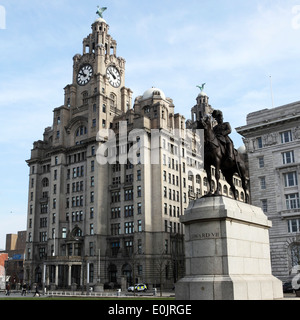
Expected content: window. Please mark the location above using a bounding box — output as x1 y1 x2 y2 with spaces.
257 137 263 149
137 186 142 197
138 239 142 255
284 172 298 187
90 223 94 235
111 242 120 256
76 126 87 137
125 240 133 256
90 207 94 219
125 221 134 234
286 194 300 210
258 157 264 168
282 151 295 165
281 131 293 144
165 239 168 254
89 263 94 282
40 231 47 242
124 205 134 217
259 177 266 190
137 170 141 181
164 203 168 215
111 224 120 236
288 219 300 233
261 200 268 213
124 189 133 201
40 217 47 228
137 203 142 215
138 220 142 232
42 178 49 187
39 247 46 259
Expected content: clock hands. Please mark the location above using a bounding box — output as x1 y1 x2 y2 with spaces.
108 68 116 80
77 64 93 86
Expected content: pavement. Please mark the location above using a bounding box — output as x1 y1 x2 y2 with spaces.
0 290 299 300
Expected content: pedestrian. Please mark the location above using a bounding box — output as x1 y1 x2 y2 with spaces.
5 283 10 296
21 283 27 296
33 284 40 297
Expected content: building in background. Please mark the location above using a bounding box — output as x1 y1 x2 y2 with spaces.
237 101 300 281
0 253 8 290
0 231 26 288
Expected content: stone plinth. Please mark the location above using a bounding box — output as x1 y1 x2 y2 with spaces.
175 196 283 300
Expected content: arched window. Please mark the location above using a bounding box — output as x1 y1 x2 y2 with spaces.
76 126 87 137
108 264 117 283
82 91 88 105
290 243 300 268
110 93 116 108
72 226 83 238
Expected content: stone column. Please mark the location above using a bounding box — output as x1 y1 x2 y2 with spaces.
55 265 59 287
68 265 72 287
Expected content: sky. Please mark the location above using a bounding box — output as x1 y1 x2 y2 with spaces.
1 0 300 249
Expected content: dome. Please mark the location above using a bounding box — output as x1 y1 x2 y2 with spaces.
198 91 207 97
238 145 246 154
142 87 166 101
95 17 107 24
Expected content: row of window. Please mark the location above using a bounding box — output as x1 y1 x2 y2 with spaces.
259 172 299 190
111 204 142 219
111 187 142 203
261 193 300 213
256 130 294 149
258 151 296 169
111 221 141 236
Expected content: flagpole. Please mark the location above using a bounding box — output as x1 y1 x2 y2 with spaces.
269 76 274 108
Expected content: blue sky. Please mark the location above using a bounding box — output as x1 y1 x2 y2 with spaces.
1 0 300 248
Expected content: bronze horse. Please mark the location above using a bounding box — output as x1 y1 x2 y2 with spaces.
199 116 250 203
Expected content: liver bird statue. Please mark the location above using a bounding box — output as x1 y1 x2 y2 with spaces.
197 83 206 93
96 6 107 18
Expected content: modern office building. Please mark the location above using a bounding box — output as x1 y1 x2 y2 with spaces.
237 101 300 281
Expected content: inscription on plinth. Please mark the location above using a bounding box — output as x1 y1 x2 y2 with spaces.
190 232 220 240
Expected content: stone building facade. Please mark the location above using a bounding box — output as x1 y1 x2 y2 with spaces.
24 15 246 290
236 101 300 281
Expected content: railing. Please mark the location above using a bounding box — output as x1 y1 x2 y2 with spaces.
49 290 121 298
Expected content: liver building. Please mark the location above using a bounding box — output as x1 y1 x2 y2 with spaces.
24 11 245 290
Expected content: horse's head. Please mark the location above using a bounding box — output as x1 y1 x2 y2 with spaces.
201 115 216 144
201 115 213 130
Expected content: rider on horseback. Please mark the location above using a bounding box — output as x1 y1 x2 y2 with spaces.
212 110 235 161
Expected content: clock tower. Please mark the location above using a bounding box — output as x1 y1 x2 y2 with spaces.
64 15 132 134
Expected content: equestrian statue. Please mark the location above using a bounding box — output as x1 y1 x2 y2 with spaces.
199 110 250 203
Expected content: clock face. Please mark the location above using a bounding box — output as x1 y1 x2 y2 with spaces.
77 64 93 86
106 66 121 88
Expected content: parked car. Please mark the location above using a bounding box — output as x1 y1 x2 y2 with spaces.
128 284 147 292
